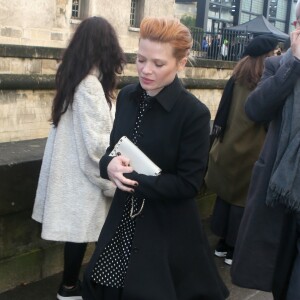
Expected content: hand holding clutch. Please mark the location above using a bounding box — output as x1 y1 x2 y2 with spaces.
109 136 161 176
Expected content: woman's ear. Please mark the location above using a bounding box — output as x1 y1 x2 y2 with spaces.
178 57 188 71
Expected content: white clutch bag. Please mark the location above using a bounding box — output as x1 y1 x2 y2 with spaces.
109 136 161 176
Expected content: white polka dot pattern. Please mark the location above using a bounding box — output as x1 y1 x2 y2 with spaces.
91 90 152 288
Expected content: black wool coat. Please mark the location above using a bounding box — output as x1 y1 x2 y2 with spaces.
82 76 229 300
231 54 300 300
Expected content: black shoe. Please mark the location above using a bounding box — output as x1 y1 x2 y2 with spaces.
214 239 229 258
57 281 82 300
224 247 234 266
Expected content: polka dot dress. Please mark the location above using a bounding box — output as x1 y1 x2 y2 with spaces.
91 90 152 288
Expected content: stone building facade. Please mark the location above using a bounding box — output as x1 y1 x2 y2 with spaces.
0 0 174 51
0 44 233 143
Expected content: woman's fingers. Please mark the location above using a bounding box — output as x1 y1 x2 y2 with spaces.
117 155 131 167
114 178 135 193
108 157 135 178
107 156 139 191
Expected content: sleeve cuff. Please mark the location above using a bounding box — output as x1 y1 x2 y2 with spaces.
293 56 300 75
99 155 114 179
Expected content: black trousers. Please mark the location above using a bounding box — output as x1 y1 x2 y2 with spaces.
211 196 244 247
62 242 88 286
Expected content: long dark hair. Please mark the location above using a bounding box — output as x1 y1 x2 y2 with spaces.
51 16 126 126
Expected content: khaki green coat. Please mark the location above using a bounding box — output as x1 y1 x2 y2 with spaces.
205 82 266 207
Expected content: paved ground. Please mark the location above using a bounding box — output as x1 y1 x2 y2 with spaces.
0 219 273 300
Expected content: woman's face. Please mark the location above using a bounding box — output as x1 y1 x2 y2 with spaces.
136 38 187 97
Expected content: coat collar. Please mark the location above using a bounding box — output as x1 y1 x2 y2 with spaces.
132 76 184 112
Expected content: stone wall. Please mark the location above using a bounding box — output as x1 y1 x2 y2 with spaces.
0 139 96 292
0 44 234 143
0 0 174 52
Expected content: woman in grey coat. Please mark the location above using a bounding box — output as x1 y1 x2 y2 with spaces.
231 9 300 299
32 17 126 300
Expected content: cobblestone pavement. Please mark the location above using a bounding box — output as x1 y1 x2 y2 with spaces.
0 219 273 300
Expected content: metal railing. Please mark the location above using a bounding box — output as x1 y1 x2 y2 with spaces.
190 27 252 62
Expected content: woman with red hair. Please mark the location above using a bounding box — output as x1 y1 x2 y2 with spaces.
83 17 229 300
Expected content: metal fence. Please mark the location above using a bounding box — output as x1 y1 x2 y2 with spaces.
190 27 253 62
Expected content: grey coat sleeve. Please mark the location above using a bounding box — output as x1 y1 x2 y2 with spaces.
245 54 300 123
73 75 116 194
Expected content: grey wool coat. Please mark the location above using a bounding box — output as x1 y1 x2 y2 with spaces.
32 69 115 243
83 76 229 300
231 54 300 300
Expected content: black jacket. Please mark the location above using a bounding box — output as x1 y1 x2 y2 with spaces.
83 76 229 300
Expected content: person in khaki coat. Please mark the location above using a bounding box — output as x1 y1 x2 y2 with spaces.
205 35 278 266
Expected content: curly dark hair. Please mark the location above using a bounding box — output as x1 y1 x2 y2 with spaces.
51 16 126 126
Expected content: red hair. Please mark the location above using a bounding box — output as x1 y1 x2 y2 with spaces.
139 17 192 61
